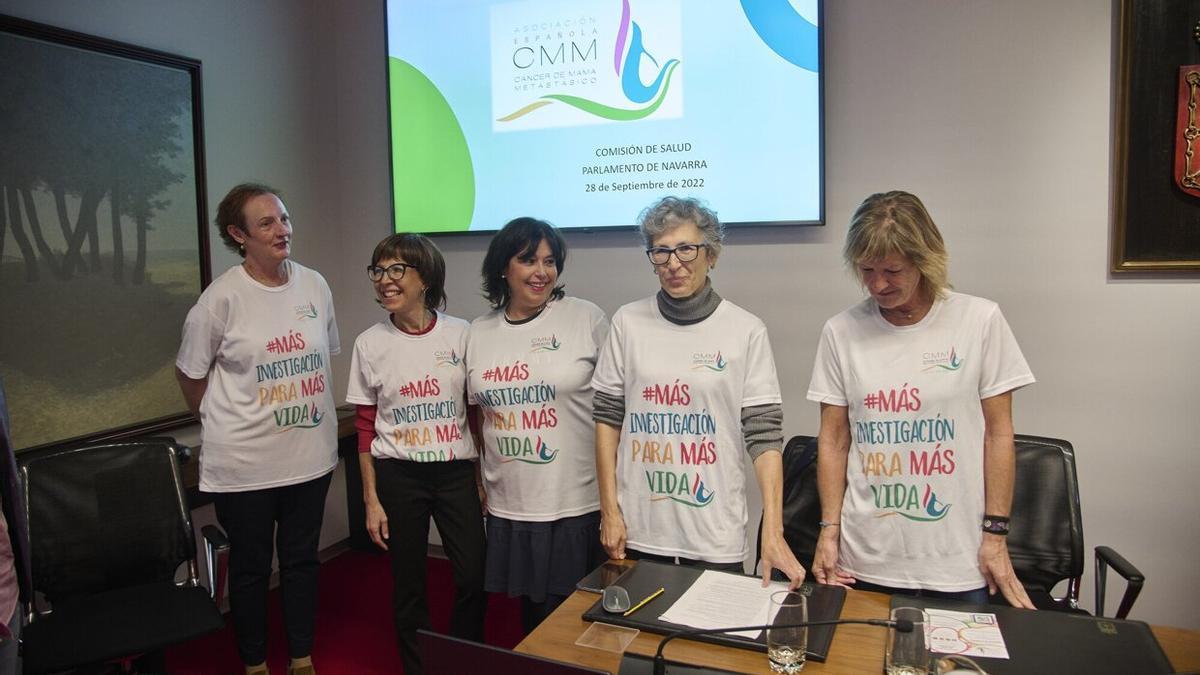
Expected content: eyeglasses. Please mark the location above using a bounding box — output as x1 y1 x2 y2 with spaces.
366 263 416 282
646 242 707 265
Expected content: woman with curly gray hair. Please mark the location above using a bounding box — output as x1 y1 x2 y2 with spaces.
592 196 804 588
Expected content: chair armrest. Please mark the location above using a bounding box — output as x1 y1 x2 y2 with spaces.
1094 545 1144 619
202 524 230 605
202 524 228 549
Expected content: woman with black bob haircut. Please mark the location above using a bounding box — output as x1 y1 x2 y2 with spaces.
479 216 567 309
346 233 486 674
465 217 608 632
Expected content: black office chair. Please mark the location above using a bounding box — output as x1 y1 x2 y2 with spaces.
1006 434 1144 618
0 381 33 657
18 438 226 673
757 435 820 574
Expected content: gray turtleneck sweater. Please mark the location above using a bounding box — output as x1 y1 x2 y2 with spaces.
592 281 783 460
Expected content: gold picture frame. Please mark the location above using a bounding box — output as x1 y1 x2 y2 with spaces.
1111 0 1200 273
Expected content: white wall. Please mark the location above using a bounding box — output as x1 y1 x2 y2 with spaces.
5 0 1197 629
0 0 352 553
327 0 1200 629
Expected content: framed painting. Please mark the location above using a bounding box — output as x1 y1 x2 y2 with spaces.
1112 0 1200 272
0 15 210 451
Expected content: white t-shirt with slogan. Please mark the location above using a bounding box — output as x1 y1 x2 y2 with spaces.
465 297 607 521
346 312 476 463
176 260 340 492
592 297 783 564
807 292 1035 591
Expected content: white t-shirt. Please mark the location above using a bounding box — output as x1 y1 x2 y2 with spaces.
465 297 607 521
807 292 1035 591
592 297 783 563
176 260 340 492
345 313 476 463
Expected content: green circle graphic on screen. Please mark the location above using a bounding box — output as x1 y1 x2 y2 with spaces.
389 57 475 233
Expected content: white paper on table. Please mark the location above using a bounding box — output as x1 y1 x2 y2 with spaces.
657 570 790 639
926 608 1010 659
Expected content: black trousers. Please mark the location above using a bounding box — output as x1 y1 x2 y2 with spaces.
212 471 333 665
375 459 487 675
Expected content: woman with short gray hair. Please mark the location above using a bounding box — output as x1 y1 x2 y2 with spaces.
592 196 804 587
636 195 725 257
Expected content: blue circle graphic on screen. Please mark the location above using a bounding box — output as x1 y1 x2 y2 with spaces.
740 0 819 72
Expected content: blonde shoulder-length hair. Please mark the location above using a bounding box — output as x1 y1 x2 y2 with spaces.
843 190 951 300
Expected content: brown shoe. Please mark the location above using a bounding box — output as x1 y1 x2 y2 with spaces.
287 660 315 675
245 664 269 675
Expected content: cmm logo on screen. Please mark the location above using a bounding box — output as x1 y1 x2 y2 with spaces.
491 0 683 131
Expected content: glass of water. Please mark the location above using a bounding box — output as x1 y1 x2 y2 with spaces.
767 590 808 673
885 606 930 675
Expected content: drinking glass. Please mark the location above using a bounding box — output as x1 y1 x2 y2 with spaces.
886 606 930 675
767 590 808 673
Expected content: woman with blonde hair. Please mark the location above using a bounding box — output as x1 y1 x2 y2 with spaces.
807 190 1036 607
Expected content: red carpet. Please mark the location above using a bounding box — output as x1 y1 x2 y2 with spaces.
165 549 524 674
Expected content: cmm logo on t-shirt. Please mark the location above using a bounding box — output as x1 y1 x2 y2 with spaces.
690 350 727 372
294 301 318 320
435 349 461 367
921 346 963 372
529 334 561 352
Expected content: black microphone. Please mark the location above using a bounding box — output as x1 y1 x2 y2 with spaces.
649 617 911 675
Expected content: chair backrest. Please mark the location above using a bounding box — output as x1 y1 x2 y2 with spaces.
1007 434 1084 603
776 435 821 571
19 438 196 603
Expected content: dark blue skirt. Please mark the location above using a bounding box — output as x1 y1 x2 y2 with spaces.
484 511 604 602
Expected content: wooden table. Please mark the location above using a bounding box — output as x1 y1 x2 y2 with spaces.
517 586 1200 674
517 586 893 674
1155 624 1200 673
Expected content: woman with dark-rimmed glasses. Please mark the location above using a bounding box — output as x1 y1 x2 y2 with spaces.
592 196 805 588
346 233 485 675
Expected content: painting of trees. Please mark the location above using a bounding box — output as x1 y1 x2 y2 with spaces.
0 16 209 451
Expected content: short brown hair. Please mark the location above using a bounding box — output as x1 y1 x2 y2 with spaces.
215 183 279 257
844 191 950 299
371 233 447 311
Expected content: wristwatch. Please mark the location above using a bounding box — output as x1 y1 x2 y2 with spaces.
982 515 1010 535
